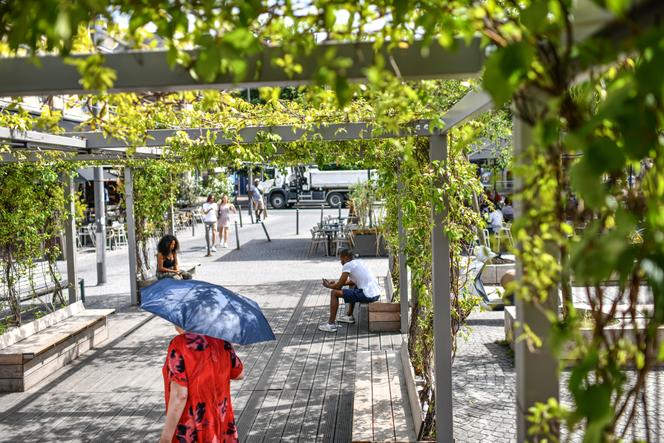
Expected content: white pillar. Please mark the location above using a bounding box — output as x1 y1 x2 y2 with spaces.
429 134 454 442
124 167 139 305
397 172 409 334
513 113 559 442
63 175 78 303
93 166 107 284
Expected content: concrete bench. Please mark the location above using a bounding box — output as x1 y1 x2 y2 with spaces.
351 350 417 442
0 301 114 392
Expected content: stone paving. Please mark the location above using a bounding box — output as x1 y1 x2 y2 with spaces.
2 207 662 441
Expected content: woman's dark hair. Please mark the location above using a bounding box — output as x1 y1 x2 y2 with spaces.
157 234 179 256
207 193 214 202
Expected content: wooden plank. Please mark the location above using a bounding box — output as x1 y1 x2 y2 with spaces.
283 332 314 391
386 351 417 442
299 388 325 441
281 389 311 442
111 394 164 442
0 364 22 378
244 388 281 443
369 311 400 322
368 302 400 312
0 301 85 350
371 351 396 441
400 340 423 438
0 315 106 355
235 389 267 441
263 389 297 443
369 321 400 333
22 327 106 392
352 351 373 442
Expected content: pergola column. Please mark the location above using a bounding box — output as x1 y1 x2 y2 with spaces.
513 113 559 441
93 166 107 284
63 174 78 304
124 167 139 305
429 134 453 442
397 171 409 334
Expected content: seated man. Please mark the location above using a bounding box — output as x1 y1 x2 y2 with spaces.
319 249 381 332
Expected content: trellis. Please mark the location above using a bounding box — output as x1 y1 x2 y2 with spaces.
0 1 656 440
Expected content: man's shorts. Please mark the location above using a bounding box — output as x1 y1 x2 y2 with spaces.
341 288 379 304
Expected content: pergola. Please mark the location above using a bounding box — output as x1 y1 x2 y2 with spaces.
0 2 657 440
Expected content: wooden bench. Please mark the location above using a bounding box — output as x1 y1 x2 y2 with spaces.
352 350 417 442
0 301 114 392
354 272 401 332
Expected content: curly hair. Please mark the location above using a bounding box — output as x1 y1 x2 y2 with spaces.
157 234 179 256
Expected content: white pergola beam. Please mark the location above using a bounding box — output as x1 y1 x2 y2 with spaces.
0 39 484 97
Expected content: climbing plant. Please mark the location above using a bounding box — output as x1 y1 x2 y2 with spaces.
0 159 75 326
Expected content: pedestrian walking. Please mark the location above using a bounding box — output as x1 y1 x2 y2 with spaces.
217 194 237 248
159 327 244 443
201 194 218 256
250 179 265 222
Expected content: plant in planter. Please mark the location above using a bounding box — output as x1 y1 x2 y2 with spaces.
348 180 387 256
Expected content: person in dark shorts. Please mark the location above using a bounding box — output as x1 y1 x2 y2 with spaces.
319 249 380 332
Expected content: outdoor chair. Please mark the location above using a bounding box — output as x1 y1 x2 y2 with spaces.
496 223 514 251
308 227 328 256
113 222 128 247
333 230 353 256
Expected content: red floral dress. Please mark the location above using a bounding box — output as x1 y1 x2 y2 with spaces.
163 333 244 443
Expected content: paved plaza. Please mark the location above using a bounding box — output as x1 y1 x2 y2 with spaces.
0 208 661 442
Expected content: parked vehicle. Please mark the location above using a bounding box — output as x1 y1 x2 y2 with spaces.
260 166 375 209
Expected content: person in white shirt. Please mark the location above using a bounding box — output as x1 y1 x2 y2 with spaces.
488 207 504 234
319 249 381 332
201 194 218 256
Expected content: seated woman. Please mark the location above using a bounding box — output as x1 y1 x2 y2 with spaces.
157 234 192 280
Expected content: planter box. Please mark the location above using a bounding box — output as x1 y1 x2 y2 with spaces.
400 340 425 439
369 302 400 332
352 232 387 257
504 304 664 359
481 262 515 285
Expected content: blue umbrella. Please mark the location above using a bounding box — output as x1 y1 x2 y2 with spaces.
140 278 275 345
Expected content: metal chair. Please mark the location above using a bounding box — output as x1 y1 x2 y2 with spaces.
308 227 328 256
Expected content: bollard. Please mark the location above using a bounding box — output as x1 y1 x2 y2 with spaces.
296 208 299 235
338 203 342 220
250 203 255 224
320 204 324 224
261 221 271 242
234 221 240 249
79 278 85 303
238 204 243 228
191 210 195 237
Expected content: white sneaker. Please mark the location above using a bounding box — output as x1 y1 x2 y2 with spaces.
318 323 338 332
211 246 217 252
337 315 355 324
223 242 228 248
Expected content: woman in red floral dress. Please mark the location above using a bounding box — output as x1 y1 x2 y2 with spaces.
160 329 244 443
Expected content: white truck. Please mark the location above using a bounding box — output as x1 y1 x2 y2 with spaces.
260 165 374 209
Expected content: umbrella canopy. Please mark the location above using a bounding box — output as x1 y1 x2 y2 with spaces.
140 278 275 345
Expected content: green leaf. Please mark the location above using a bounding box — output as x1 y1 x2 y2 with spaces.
335 75 352 107
223 28 259 53
569 158 605 208
482 42 535 106
521 1 549 34
193 45 221 83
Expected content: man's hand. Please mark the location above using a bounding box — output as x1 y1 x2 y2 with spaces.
322 278 330 288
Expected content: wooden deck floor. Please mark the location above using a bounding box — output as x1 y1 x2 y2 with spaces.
0 279 406 442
